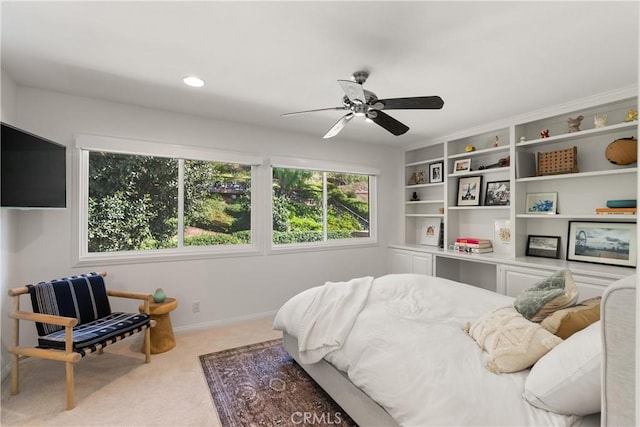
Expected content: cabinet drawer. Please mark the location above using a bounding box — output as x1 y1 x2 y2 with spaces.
498 265 611 299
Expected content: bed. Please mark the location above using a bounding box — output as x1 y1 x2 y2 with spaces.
273 272 636 426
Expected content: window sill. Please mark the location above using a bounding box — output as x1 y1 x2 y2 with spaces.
74 244 263 267
269 238 379 255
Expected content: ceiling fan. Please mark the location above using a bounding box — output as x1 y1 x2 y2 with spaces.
281 70 444 139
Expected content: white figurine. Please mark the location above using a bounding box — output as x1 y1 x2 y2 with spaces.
594 114 608 128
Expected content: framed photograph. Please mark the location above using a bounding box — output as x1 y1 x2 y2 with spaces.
419 219 441 246
526 235 561 259
456 176 482 206
494 219 511 247
484 180 510 206
567 221 637 267
525 192 558 214
429 162 444 183
453 158 471 174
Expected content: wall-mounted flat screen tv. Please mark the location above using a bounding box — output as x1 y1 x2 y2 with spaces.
1 122 66 208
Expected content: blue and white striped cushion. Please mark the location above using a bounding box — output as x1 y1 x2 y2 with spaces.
37 312 151 355
27 273 112 336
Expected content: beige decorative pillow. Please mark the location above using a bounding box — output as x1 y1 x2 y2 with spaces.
540 297 601 339
514 269 579 322
466 306 562 374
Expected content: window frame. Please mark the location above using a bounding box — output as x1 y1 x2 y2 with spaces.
73 134 263 266
269 156 379 253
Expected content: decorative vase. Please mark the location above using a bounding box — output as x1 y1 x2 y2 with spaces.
153 288 166 303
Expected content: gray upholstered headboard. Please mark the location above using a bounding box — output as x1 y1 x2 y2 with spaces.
601 274 636 426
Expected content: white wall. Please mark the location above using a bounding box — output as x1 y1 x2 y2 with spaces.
1 69 19 379
1 85 402 369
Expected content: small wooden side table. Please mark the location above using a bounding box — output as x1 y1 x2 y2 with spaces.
139 297 178 354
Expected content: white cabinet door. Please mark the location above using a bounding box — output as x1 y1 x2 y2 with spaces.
390 249 433 276
498 264 613 299
390 249 411 274
412 253 433 276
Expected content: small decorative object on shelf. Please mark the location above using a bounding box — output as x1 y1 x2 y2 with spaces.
605 136 637 165
593 114 608 128
478 156 510 170
409 172 417 185
540 129 550 138
606 199 636 208
410 192 419 201
493 136 500 147
567 115 584 132
153 288 167 303
465 144 476 152
625 109 638 122
519 136 526 143
537 146 578 175
416 170 426 184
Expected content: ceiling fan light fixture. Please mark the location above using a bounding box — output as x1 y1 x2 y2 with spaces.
183 76 205 88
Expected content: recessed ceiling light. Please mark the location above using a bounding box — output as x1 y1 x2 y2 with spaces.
183 76 205 88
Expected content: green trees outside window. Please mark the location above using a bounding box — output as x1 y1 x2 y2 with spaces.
272 167 370 244
88 152 251 252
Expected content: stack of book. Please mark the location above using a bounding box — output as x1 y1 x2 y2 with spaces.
595 207 637 215
454 237 493 254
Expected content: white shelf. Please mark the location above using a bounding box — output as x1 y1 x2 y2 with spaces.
449 205 510 211
517 214 636 220
517 121 638 148
405 156 444 167
406 200 444 205
517 167 637 183
448 145 510 160
406 214 445 218
448 167 510 178
405 182 444 189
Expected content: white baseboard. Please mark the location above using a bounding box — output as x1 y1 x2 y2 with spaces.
173 310 278 335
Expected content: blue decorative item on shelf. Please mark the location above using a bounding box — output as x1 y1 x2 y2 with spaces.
606 199 637 208
153 288 167 303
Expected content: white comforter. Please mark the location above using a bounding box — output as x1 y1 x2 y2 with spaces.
273 273 583 427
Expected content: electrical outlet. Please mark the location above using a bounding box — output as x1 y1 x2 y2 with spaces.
192 301 200 313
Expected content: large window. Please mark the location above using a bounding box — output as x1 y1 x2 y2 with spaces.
272 165 376 246
76 135 259 263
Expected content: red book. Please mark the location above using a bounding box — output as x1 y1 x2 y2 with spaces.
456 237 491 245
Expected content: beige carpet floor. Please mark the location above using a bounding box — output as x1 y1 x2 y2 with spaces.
1 316 281 426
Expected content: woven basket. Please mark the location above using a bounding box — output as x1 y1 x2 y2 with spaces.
537 146 578 176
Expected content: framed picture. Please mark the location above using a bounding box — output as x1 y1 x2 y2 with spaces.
525 192 558 214
453 158 471 174
429 162 444 183
484 180 510 206
526 235 561 259
493 219 511 247
419 219 441 246
456 176 482 206
567 221 637 267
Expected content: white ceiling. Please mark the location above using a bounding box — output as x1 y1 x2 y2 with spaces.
1 1 638 146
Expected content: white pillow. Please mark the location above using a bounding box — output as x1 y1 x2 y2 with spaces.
524 321 601 415
466 306 562 374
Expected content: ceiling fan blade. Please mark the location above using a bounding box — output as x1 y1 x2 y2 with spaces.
281 106 348 117
369 110 409 136
338 80 366 104
376 96 444 110
323 113 354 139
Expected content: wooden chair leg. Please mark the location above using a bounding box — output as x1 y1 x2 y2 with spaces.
66 361 74 410
144 327 151 363
11 353 19 396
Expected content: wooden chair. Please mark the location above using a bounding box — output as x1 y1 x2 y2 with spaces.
8 271 156 410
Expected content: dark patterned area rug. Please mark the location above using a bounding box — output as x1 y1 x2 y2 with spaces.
200 339 358 427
